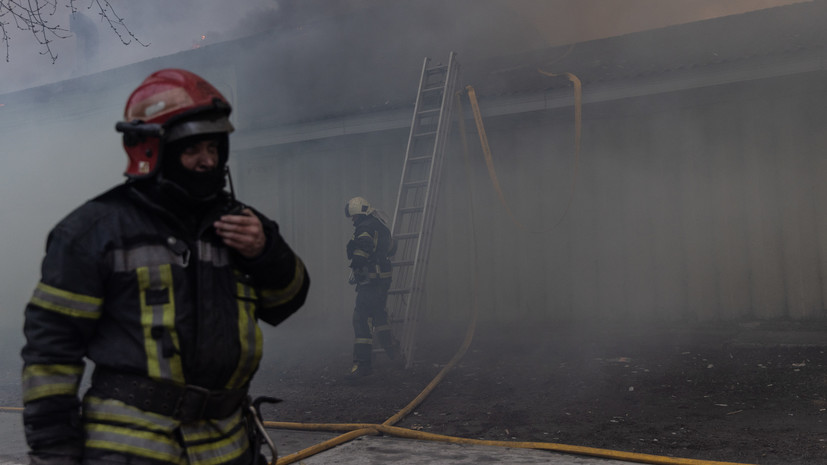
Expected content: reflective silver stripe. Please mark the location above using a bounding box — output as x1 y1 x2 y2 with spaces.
137 265 184 383
226 281 262 389
22 364 83 402
259 258 306 309
197 240 229 267
183 414 249 465
353 249 370 259
180 409 243 443
84 397 248 465
30 282 102 319
84 396 177 433
85 423 185 464
373 324 391 332
364 263 391 280
354 338 373 345
109 245 186 272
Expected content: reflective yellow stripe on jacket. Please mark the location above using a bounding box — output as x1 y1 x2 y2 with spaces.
84 396 250 465
181 410 250 465
226 274 261 389
22 364 84 403
259 258 307 309
136 264 184 383
30 282 103 319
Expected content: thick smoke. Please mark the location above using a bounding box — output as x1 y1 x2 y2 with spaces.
0 0 808 412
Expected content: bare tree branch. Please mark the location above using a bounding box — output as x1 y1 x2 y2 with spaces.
0 0 146 63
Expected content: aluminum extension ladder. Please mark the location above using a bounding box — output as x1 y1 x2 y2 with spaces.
387 52 461 368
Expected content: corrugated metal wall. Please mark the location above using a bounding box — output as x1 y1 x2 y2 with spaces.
235 132 408 327
236 73 827 325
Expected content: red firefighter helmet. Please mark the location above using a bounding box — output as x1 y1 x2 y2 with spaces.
116 69 234 178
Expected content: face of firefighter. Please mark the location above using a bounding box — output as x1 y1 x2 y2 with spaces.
180 138 220 172
160 133 227 200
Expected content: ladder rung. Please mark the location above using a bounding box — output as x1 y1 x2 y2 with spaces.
392 260 415 267
388 288 412 295
417 108 440 116
403 180 428 188
420 86 444 93
414 131 436 138
407 155 432 163
425 65 447 73
394 232 419 240
399 206 424 214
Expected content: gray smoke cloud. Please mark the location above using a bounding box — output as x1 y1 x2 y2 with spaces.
0 0 805 95
0 0 808 409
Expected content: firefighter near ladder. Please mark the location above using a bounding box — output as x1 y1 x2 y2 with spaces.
21 69 310 465
344 196 401 378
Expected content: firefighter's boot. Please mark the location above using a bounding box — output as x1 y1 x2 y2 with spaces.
346 362 373 379
375 325 400 361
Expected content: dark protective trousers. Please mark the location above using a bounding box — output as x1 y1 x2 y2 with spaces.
352 281 394 365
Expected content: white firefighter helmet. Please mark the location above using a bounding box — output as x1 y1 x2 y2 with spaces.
345 196 375 218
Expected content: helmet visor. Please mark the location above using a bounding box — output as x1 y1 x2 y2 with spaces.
165 116 234 143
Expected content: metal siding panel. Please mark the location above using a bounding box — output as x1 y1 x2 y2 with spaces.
593 121 628 320
232 77 827 326
708 99 753 320
677 105 720 320
619 117 658 321
648 111 689 320
742 97 787 319
776 95 823 319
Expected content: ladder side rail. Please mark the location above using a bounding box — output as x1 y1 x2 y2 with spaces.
419 56 460 253
403 242 434 366
394 138 437 319
387 57 433 340
403 56 457 288
407 52 459 289
389 53 460 366
401 287 423 366
394 161 434 357
399 54 460 365
405 139 445 335
390 205 422 294
391 56 432 238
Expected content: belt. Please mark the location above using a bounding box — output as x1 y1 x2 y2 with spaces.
90 369 248 423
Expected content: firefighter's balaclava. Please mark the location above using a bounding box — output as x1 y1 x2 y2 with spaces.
161 132 229 200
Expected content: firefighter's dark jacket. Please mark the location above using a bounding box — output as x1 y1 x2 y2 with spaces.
346 214 393 284
21 182 309 464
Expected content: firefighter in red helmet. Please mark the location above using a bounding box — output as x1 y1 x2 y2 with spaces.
21 69 309 465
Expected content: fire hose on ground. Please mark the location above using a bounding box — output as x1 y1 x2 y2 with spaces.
261 311 756 465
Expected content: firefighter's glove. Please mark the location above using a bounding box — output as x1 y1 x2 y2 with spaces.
348 271 357 286
353 266 370 285
29 454 80 465
29 450 81 465
29 442 82 465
